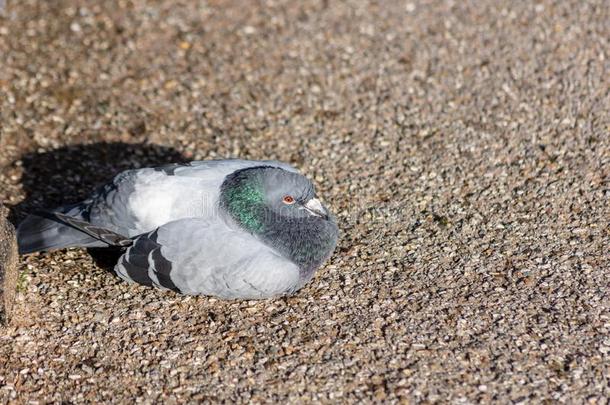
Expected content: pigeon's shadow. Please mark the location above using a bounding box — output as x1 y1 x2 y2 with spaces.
9 142 187 269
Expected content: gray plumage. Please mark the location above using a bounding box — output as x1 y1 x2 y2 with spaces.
17 159 339 299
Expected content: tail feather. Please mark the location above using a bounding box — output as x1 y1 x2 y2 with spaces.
17 210 132 254
17 213 105 254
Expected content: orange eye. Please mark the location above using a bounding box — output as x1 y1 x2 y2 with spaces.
282 195 295 204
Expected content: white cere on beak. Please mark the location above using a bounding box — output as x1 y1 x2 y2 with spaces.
303 198 327 218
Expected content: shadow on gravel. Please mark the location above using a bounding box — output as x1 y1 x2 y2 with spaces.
8 142 187 269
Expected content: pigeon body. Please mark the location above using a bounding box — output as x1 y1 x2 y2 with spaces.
18 160 339 299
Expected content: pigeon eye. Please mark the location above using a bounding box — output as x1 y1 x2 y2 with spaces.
282 195 295 204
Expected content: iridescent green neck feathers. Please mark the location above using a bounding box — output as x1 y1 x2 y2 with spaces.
219 174 265 233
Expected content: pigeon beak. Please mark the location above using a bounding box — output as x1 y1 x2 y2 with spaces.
303 198 328 219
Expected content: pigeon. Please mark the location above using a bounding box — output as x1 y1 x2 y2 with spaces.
17 159 339 299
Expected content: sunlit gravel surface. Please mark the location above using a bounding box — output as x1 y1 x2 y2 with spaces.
0 0 609 402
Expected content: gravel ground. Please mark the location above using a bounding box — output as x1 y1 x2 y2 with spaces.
1 0 609 402
0 203 17 325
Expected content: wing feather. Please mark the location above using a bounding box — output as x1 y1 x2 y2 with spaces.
114 218 301 299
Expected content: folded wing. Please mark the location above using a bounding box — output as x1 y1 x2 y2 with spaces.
114 217 301 299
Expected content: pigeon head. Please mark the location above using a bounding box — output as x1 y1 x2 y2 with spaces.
220 166 331 227
220 166 338 277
